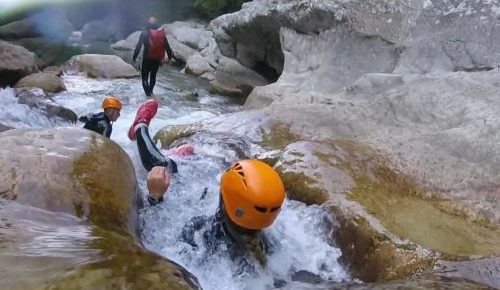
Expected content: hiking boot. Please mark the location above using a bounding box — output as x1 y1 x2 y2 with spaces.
127 98 159 140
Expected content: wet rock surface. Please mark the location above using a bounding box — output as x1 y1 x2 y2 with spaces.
15 72 66 93
65 54 139 78
0 128 201 290
0 40 39 88
15 88 77 123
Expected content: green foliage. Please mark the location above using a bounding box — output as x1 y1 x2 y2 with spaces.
192 0 249 19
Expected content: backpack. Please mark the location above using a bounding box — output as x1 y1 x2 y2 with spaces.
147 27 166 60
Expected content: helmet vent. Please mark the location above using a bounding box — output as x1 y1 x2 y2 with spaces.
270 206 281 212
254 206 267 213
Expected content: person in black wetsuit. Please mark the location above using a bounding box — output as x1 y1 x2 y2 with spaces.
127 99 286 265
79 96 122 138
133 17 176 97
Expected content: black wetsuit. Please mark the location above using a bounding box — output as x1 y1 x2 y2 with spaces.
135 124 178 205
79 112 112 138
133 23 174 97
180 205 273 270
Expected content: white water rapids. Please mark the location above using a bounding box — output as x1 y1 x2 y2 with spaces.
0 66 347 290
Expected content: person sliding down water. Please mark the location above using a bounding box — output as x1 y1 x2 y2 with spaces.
181 159 286 267
133 17 176 97
79 96 122 138
128 99 286 266
127 98 194 205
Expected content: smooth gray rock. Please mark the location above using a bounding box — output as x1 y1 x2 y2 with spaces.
0 41 39 88
15 72 66 93
15 88 77 123
65 54 139 78
185 54 215 77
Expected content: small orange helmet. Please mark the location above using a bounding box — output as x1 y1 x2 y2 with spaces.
220 159 285 230
102 96 122 110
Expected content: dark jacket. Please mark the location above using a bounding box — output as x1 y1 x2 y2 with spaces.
79 112 112 138
133 23 173 62
180 208 273 267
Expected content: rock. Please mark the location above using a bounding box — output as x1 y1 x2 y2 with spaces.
65 54 139 78
216 0 500 106
15 72 66 93
269 137 500 282
43 65 63 76
0 128 136 229
154 124 252 160
165 21 213 51
0 40 39 88
11 37 75 69
167 35 199 63
0 123 13 132
331 274 494 290
274 141 355 205
0 128 201 290
185 54 214 77
245 27 397 108
271 140 435 281
81 20 119 43
0 10 73 41
209 56 269 98
15 88 77 123
110 31 141 51
433 256 500 289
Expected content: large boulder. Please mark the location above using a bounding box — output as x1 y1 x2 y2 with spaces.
165 21 214 52
110 30 142 51
0 128 135 225
65 54 139 78
213 0 500 102
0 40 39 88
15 72 66 93
185 54 215 78
0 10 73 41
15 88 77 123
11 37 76 69
269 138 500 283
0 128 200 290
81 20 120 43
209 56 269 98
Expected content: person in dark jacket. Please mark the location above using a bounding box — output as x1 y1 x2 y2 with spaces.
133 17 176 97
79 96 122 138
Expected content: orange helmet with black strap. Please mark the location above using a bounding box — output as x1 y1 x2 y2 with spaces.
220 159 285 230
102 96 122 110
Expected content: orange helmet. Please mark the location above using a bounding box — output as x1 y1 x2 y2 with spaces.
220 160 285 230
102 96 122 110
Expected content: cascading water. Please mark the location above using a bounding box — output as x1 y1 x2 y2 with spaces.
0 66 348 289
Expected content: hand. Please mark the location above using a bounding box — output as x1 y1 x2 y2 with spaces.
147 166 171 199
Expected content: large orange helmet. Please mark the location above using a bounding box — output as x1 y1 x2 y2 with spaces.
101 96 122 110
220 159 285 230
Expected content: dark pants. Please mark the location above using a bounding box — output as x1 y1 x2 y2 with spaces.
135 125 177 173
141 59 161 96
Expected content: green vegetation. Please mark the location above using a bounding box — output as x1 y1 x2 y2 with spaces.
192 0 249 19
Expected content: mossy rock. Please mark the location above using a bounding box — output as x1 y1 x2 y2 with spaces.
154 124 201 148
0 200 200 290
331 205 434 282
273 139 500 283
274 141 354 205
0 128 201 290
0 128 137 231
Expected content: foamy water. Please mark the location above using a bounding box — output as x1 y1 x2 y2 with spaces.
0 66 347 289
